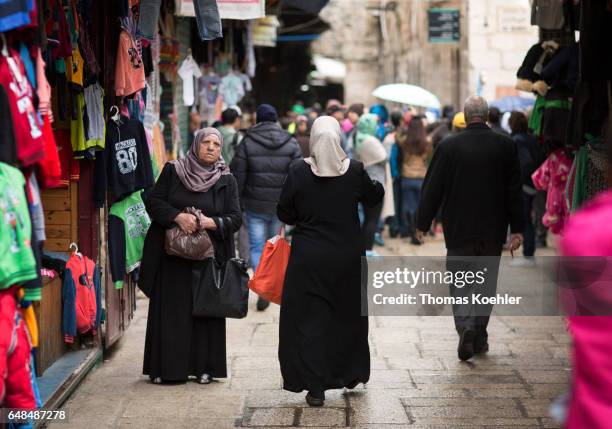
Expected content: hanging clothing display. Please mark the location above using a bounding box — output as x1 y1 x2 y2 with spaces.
115 29 146 97
177 55 202 106
219 71 245 107
108 190 151 289
531 149 572 234
93 116 154 208
0 163 38 292
0 49 44 167
0 287 36 410
62 253 101 344
83 83 106 151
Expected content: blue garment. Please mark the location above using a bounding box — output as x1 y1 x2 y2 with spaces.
401 177 423 216
19 43 36 89
369 104 390 141
30 351 42 407
61 264 102 342
61 268 77 340
246 210 282 269
0 0 32 32
137 0 222 41
390 144 400 179
93 264 102 327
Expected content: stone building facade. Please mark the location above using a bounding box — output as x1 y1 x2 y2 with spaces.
313 0 537 109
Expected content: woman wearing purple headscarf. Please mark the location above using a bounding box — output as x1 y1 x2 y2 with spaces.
140 128 242 385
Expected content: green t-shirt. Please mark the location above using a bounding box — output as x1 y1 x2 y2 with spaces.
0 163 38 291
109 191 151 289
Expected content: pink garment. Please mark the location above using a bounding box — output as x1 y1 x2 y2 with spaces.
531 149 572 234
560 190 612 429
341 118 353 133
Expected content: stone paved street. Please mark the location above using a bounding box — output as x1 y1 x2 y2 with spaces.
49 236 570 428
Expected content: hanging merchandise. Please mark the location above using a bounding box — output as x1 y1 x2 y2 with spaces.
515 41 558 93
0 0 36 32
0 163 38 292
532 149 573 234
55 129 80 186
219 69 245 107
83 83 106 151
115 29 146 97
0 85 17 165
108 190 151 289
252 16 280 47
178 51 202 106
199 68 221 125
174 0 222 40
93 112 155 208
0 45 44 168
61 250 101 344
0 288 36 411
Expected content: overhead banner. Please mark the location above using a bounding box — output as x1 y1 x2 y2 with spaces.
176 0 265 20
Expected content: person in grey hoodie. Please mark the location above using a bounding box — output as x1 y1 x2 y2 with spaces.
230 104 302 310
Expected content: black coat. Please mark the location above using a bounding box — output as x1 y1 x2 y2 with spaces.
139 163 241 381
416 123 524 249
277 160 384 393
230 122 302 214
513 132 545 189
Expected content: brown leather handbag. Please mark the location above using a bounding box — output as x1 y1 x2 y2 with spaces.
165 207 215 260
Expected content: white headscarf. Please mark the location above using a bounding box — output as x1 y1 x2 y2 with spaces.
304 116 350 177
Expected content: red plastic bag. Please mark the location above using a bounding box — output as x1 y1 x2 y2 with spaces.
248 226 290 305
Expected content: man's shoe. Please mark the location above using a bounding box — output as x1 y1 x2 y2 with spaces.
474 340 489 354
197 374 213 384
306 391 325 407
457 329 476 361
256 297 270 311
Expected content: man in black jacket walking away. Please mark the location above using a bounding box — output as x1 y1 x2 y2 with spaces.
230 104 302 311
416 96 524 361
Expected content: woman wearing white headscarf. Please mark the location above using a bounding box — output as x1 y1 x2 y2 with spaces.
277 116 384 407
140 128 242 385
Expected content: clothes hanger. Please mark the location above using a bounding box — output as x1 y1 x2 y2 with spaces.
69 242 82 258
110 105 122 124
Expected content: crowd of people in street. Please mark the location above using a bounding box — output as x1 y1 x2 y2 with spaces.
137 93 612 424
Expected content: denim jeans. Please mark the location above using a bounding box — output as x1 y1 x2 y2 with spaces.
401 178 424 232
246 211 282 270
138 0 222 41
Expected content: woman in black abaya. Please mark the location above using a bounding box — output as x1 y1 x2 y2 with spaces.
139 128 241 384
277 116 384 406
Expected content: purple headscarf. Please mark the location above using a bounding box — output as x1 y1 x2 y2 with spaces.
171 128 230 192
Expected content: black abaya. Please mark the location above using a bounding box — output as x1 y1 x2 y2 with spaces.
139 163 241 381
277 159 384 393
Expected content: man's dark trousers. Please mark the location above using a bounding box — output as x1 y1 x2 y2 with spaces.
447 241 502 345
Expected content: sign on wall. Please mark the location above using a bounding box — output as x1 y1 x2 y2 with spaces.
428 8 460 43
176 0 265 20
497 6 530 32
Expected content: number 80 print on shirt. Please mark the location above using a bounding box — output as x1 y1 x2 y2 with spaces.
93 116 155 208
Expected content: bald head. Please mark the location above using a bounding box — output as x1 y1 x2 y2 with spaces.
464 96 488 124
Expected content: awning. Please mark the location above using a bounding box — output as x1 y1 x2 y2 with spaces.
311 55 346 84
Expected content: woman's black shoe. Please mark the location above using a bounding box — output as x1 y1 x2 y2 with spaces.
410 236 422 245
197 374 213 384
256 297 270 311
306 391 325 407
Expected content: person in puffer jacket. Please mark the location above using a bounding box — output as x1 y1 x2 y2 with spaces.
230 104 301 311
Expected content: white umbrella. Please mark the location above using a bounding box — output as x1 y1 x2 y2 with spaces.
372 84 441 109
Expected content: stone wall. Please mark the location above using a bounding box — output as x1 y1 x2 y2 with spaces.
313 0 538 110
